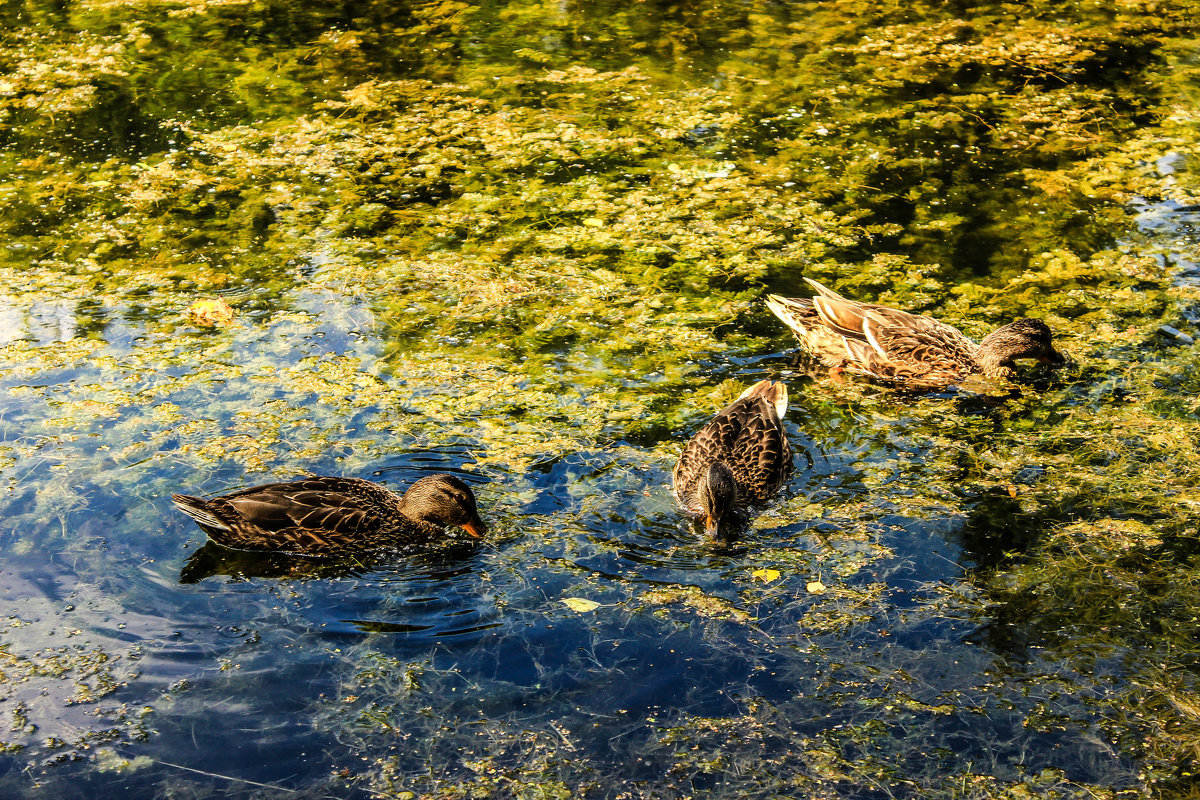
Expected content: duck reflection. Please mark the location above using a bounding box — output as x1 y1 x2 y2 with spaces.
179 539 486 584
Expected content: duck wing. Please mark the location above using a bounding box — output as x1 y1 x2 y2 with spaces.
777 279 978 385
843 313 978 384
804 278 928 340
767 279 930 366
766 294 845 366
728 399 792 503
673 417 731 512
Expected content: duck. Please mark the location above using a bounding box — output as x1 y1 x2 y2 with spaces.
765 278 1065 387
171 473 486 556
672 379 792 543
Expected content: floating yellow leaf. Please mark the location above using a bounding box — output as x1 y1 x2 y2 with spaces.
752 568 781 583
806 580 827 594
561 597 601 613
582 217 605 228
187 297 235 326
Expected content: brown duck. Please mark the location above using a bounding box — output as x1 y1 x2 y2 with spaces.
672 380 792 542
765 278 1065 387
172 473 486 556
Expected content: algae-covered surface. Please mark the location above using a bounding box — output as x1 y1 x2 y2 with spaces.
3 0 1200 797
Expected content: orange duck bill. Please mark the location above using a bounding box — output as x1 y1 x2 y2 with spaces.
460 514 488 537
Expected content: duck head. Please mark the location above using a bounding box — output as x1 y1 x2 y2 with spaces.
976 318 1065 376
698 462 738 543
402 474 487 537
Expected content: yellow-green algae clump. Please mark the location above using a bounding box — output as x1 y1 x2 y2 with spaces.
2 0 1200 798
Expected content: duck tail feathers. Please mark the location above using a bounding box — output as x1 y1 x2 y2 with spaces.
171 494 231 532
802 277 844 301
765 294 813 329
737 380 789 419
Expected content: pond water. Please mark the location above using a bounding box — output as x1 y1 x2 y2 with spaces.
2 2 1200 798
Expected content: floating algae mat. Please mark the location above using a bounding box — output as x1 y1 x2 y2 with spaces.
3 1 1200 797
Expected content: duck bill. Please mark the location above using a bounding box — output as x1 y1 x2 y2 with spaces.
460 515 488 538
704 515 727 543
1040 348 1067 366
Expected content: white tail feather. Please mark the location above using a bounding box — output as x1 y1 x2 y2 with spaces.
736 380 788 420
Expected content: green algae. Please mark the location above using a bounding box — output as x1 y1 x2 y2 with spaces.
2 0 1200 798
0 608 153 763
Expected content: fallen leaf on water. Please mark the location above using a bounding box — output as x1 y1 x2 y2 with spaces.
187 297 235 326
752 568 781 583
806 580 827 594
562 597 601 613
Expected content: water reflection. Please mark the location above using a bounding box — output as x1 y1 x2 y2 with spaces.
179 542 372 583
179 539 487 584
0 298 80 344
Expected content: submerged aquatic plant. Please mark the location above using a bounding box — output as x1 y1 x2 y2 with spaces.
2 0 1200 798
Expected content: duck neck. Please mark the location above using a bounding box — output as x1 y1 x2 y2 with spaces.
974 331 1017 377
369 515 441 550
395 497 445 532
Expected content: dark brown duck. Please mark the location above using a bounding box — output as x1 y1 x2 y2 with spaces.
172 473 486 556
672 380 792 543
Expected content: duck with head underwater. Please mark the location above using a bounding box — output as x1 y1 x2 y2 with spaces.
766 278 1066 388
673 380 792 543
172 473 486 557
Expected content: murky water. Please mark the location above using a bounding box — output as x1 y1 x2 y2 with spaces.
3 2 1200 798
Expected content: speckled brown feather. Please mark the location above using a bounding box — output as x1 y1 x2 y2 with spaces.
172 474 485 556
856 316 979 385
673 380 792 517
766 278 1063 387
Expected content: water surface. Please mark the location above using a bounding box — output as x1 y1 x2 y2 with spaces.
2 1 1200 798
